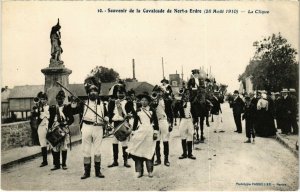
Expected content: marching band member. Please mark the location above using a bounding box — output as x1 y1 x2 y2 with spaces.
125 89 138 127
48 90 74 171
80 76 108 179
107 82 131 168
160 78 174 130
151 86 171 167
35 92 50 167
127 92 159 178
178 89 196 160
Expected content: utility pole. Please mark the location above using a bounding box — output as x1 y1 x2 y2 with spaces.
162 57 165 79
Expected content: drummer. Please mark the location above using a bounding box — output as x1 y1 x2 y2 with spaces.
80 76 108 179
107 80 131 168
127 92 159 178
48 90 74 171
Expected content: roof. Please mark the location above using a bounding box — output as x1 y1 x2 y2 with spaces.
7 82 154 99
1 89 11 102
9 85 44 99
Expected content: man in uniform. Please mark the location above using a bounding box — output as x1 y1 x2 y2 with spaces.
80 76 108 179
160 78 174 130
35 92 50 167
178 89 196 160
48 90 74 170
187 69 207 141
107 82 131 168
151 86 171 167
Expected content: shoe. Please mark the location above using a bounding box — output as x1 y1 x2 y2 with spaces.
124 161 131 168
244 139 251 143
95 162 105 178
164 158 170 167
40 162 48 167
234 130 238 132
214 130 217 133
252 139 255 143
51 166 60 171
62 164 68 170
148 172 153 178
154 160 161 166
137 172 143 178
238 131 242 134
108 161 118 168
219 130 225 133
81 163 91 179
179 154 187 159
188 155 196 160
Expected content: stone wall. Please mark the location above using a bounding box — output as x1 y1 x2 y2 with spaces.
1 121 33 151
1 120 81 151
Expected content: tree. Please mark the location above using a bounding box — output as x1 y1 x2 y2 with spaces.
239 33 299 92
89 66 120 83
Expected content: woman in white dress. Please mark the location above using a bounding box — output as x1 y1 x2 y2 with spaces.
127 92 159 178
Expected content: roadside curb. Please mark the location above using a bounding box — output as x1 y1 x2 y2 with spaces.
275 133 298 158
1 138 82 170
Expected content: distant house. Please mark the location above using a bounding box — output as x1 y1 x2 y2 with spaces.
1 88 11 121
4 82 154 120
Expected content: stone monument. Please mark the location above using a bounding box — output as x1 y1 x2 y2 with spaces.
41 19 72 106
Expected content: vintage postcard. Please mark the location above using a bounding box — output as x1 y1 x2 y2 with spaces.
1 1 299 191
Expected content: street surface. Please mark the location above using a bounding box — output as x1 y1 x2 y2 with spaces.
1 103 298 191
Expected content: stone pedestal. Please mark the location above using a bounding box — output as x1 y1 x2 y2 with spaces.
41 62 72 106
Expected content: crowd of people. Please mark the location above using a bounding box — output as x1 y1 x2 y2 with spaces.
30 68 298 179
229 88 298 143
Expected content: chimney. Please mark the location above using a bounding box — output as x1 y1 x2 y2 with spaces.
132 59 136 80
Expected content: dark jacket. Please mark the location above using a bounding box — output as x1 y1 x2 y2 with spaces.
211 96 222 115
178 101 192 118
187 77 205 90
231 96 245 115
243 98 256 120
48 104 74 129
281 96 293 117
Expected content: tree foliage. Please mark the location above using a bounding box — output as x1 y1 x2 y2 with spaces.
89 66 120 83
239 33 298 92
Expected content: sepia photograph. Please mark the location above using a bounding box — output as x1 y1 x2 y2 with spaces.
1 1 299 191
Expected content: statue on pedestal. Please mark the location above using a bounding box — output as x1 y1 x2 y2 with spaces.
50 18 63 65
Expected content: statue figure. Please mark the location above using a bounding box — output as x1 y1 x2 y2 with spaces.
50 19 63 63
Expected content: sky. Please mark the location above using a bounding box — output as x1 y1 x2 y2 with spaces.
2 1 299 93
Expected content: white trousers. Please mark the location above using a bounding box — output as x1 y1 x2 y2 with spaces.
179 118 194 141
213 115 223 132
81 123 103 157
38 118 48 147
158 119 170 141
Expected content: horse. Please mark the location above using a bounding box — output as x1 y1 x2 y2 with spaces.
190 88 210 143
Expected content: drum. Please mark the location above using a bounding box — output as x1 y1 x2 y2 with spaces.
114 121 132 142
46 124 67 147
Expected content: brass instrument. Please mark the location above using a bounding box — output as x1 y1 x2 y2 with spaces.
33 97 40 104
179 88 185 95
151 92 159 100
